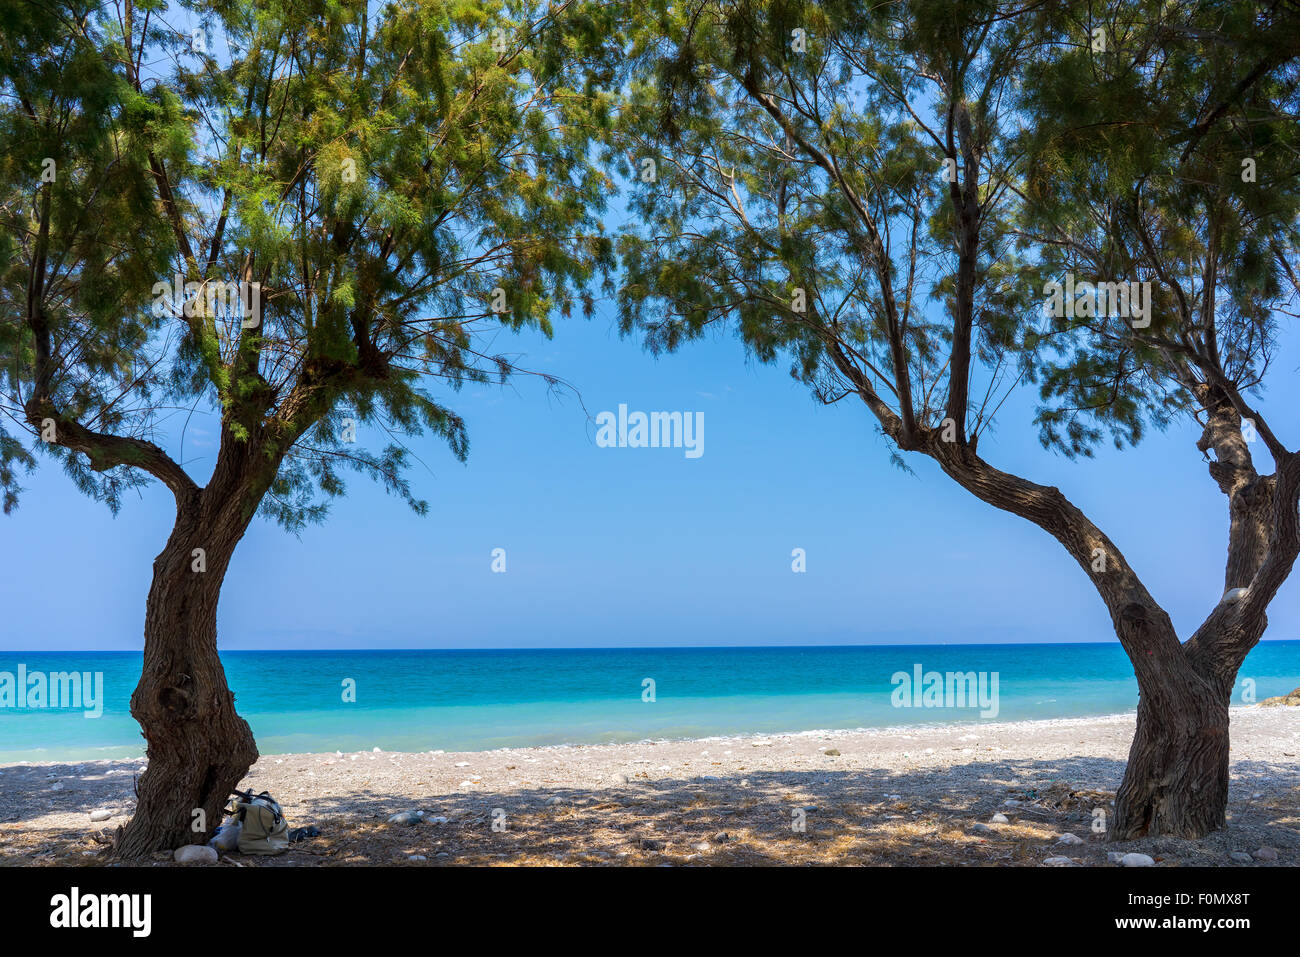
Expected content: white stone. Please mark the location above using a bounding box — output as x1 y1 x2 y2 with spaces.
1056 833 1085 845
1121 853 1155 867
89 809 113 822
1043 856 1075 867
174 845 219 864
388 810 424 825
990 813 1009 824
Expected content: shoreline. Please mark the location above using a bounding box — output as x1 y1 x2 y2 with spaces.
0 706 1179 766
2 705 1297 866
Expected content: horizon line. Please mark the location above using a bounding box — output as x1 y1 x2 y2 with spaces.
5 637 1299 654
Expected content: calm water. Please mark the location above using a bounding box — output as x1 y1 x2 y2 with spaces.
1 643 1297 761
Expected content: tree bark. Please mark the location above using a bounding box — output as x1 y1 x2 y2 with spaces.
112 504 257 859
1112 668 1232 839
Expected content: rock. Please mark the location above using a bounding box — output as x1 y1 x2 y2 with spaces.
425 815 449 825
694 842 710 852
824 749 841 756
407 854 427 862
1253 846 1279 861
1056 833 1085 845
713 832 730 843
1260 686 1300 707
1121 853 1155 868
372 746 382 752
387 810 425 825
1003 798 1022 806
1107 852 1125 864
1043 856 1076 867
971 822 992 834
610 773 630 785
174 845 219 865
990 813 1009 824
88 809 113 822
50 783 64 791
638 838 662 851
1229 852 1253 863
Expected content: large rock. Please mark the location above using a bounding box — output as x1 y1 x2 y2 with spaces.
1260 687 1300 707
1120 853 1155 868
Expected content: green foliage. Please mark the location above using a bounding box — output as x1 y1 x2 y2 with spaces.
615 0 1300 460
1 0 619 526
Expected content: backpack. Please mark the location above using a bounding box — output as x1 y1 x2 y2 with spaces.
229 789 290 856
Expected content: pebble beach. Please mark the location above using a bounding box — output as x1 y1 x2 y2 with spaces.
2 706 1297 867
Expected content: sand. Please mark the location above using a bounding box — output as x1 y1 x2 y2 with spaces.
2 706 1297 866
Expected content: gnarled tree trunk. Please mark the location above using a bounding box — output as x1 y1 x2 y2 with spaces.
1112 670 1231 839
113 499 258 859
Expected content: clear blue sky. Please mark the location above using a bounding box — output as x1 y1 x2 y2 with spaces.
3 293 1298 650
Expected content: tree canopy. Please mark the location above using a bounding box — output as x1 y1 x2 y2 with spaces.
2 0 619 524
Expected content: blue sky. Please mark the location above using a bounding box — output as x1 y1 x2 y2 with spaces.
3 291 1298 651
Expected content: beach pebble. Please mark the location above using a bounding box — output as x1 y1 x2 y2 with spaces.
1121 853 1155 868
388 810 425 826
990 813 1009 824
1230 852 1253 863
1253 847 1279 861
88 809 113 822
1043 856 1076 867
1056 833 1085 845
174 845 218 865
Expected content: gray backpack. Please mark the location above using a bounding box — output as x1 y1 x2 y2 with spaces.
229 790 289 856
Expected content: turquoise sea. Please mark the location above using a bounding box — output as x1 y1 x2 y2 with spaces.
1 642 1298 762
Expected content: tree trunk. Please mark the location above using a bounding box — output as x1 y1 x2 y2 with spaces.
1111 670 1231 840
112 511 257 859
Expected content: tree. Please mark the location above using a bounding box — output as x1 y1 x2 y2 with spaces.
614 0 1300 837
1 0 616 857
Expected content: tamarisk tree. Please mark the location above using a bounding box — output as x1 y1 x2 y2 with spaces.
1 0 615 857
616 0 1300 837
